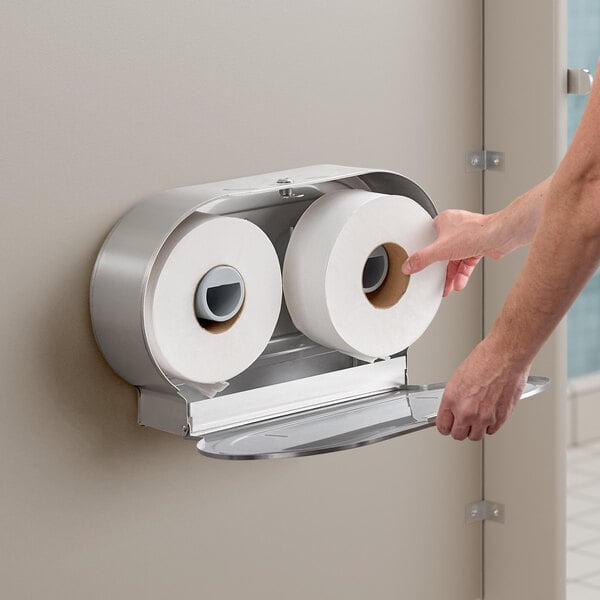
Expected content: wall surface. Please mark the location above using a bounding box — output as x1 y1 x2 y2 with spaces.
483 0 567 597
1 2 484 599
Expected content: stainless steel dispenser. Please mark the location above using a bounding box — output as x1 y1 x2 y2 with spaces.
90 165 548 459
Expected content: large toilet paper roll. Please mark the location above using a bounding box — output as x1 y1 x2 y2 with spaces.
282 189 445 361
145 212 282 384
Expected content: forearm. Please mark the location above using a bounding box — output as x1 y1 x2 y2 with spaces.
487 176 600 367
488 61 600 364
484 176 552 258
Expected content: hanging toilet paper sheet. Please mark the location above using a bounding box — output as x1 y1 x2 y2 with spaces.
145 212 282 385
282 189 445 362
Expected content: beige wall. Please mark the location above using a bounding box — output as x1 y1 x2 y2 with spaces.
2 2 484 599
483 0 567 597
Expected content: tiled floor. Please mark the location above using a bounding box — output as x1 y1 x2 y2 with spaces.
568 440 600 598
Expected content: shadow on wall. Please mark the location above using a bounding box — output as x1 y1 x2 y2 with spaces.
41 238 183 468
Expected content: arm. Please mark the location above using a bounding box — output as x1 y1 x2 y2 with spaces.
438 61 600 441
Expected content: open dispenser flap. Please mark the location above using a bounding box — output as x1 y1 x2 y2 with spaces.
197 376 550 460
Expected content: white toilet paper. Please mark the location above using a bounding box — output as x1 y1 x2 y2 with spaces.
145 212 282 384
282 189 445 362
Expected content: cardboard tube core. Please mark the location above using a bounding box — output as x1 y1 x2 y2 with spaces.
365 243 410 309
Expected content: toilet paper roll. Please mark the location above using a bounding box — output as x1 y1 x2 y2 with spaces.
282 189 445 362
145 212 282 384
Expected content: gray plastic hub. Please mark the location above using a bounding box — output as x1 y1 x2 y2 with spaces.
194 266 245 322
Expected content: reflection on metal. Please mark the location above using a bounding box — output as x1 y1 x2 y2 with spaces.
567 68 593 95
465 500 505 524
466 150 505 172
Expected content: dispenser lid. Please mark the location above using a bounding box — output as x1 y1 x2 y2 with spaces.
197 376 549 460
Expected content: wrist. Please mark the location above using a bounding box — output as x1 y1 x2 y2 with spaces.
484 210 521 259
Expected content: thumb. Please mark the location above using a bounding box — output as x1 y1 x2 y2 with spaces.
402 242 446 274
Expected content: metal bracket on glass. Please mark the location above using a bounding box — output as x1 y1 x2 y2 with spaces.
466 150 505 172
567 68 594 95
465 500 505 525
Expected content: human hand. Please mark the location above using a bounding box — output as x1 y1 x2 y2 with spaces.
436 336 531 440
402 210 508 296
441 257 480 297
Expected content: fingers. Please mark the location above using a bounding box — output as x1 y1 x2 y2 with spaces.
453 257 480 292
486 403 512 435
436 407 454 435
444 262 459 297
437 395 497 441
402 242 446 275
439 416 491 441
443 258 481 296
437 412 476 441
468 425 486 442
407 254 476 297
443 410 498 440
449 424 471 441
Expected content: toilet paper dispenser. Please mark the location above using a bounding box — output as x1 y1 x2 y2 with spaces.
90 165 549 459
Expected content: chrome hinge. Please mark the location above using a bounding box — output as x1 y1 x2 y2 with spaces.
466 150 505 172
465 499 505 524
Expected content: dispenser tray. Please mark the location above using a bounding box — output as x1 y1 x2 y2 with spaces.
197 376 549 460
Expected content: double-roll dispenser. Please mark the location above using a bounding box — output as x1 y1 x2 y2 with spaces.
90 165 548 459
